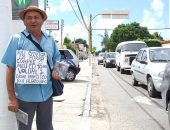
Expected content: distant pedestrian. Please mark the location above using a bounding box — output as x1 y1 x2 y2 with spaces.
1 5 61 130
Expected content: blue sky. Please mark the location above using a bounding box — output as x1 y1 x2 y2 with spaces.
39 0 169 51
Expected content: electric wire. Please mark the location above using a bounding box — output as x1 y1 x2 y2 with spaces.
75 0 89 31
67 0 87 30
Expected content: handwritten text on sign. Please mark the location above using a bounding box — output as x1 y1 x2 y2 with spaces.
15 50 47 84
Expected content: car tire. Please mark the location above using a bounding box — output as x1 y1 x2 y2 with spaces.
120 68 124 74
65 69 76 81
116 65 120 71
147 77 157 97
132 73 138 86
168 102 170 124
105 63 108 68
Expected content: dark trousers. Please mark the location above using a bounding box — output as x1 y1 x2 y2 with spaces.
17 97 53 130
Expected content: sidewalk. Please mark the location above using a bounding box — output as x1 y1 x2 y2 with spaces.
32 59 92 130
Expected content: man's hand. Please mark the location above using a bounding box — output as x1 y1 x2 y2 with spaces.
8 98 19 112
52 71 62 80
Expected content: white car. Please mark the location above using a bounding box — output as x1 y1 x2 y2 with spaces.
115 41 147 74
98 52 105 65
131 47 170 97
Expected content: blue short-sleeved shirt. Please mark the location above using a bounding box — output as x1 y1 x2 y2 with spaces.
1 29 61 102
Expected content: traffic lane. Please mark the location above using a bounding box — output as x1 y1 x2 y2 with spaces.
93 63 169 130
110 67 163 109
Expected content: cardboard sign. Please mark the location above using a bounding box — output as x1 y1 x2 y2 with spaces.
15 50 47 84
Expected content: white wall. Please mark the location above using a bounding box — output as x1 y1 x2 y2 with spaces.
12 20 25 34
0 1 18 130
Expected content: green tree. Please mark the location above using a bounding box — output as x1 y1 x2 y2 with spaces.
110 22 152 44
108 22 156 51
151 32 163 40
75 38 88 48
63 36 72 48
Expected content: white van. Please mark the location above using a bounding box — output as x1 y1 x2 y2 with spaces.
115 41 147 74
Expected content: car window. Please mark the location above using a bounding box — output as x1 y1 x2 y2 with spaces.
122 43 147 52
141 50 147 62
64 50 73 59
136 50 143 62
150 48 170 62
59 50 66 60
59 50 73 60
99 53 105 57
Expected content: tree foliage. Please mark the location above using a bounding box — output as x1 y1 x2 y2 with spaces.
75 38 88 48
110 22 152 44
99 22 163 51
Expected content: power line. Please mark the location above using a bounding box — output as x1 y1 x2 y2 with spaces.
75 0 88 31
148 27 170 30
93 27 170 31
67 0 87 30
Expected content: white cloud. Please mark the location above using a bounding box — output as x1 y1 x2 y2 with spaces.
58 0 77 12
46 7 57 15
151 0 164 17
94 18 125 35
140 0 166 37
51 20 88 44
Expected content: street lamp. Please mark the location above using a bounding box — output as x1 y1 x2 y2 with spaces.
88 10 129 65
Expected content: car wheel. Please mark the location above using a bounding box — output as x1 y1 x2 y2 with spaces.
147 77 157 97
65 69 76 81
168 102 170 124
132 73 138 86
116 65 120 71
120 68 124 74
105 63 108 68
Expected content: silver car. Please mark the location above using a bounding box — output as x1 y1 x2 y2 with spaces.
131 47 170 97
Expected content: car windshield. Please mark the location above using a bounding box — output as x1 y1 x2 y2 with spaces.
99 53 105 57
122 43 147 52
149 48 170 62
106 53 115 58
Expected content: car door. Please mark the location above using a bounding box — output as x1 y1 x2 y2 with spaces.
138 50 148 84
132 50 144 81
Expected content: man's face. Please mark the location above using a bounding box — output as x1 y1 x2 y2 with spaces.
23 11 44 32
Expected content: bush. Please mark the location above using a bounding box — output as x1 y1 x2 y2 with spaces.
144 39 161 47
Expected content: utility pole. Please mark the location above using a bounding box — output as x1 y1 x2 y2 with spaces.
61 19 64 48
44 0 46 12
88 14 92 65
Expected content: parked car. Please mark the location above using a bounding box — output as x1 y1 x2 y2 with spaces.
59 49 80 81
131 47 170 97
98 52 105 65
161 62 170 124
115 41 147 74
103 52 116 68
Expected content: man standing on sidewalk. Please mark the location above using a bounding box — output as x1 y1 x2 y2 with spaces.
1 5 61 130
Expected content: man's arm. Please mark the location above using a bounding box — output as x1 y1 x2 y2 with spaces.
6 66 19 112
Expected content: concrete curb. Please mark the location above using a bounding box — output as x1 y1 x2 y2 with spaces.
82 64 92 117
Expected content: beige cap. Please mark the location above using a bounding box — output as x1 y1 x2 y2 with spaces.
19 5 47 21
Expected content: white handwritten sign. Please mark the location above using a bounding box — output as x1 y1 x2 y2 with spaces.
15 50 47 84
